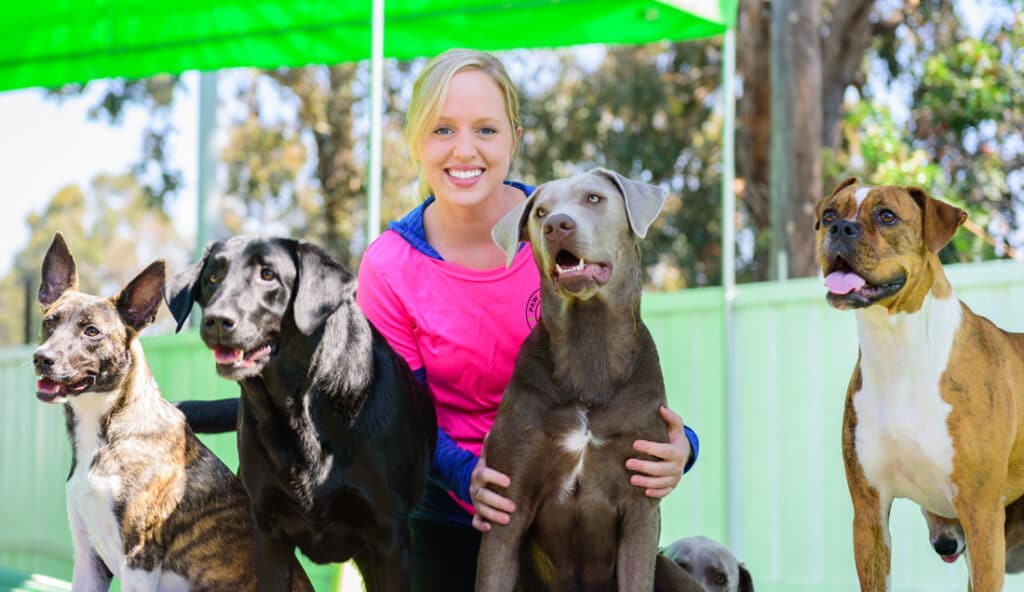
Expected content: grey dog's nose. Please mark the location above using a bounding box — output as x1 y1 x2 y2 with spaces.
830 220 861 239
203 313 237 334
933 538 959 556
33 350 55 370
544 213 575 240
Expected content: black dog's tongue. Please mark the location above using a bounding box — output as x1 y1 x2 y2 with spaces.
213 347 243 365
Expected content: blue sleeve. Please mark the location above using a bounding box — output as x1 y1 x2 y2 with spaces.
683 425 699 474
431 427 478 503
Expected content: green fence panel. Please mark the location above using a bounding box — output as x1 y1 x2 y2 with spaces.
3 258 1024 591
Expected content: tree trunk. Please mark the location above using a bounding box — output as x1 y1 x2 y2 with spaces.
770 0 822 279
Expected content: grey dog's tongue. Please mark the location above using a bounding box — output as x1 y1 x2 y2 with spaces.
825 271 866 295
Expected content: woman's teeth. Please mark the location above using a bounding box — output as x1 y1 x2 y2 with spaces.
449 169 482 180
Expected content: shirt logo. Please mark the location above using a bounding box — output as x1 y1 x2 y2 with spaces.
525 288 542 330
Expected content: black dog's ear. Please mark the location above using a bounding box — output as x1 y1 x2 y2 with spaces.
738 563 754 592
592 168 667 239
116 260 166 332
492 189 538 267
163 243 214 333
292 241 354 335
907 186 968 254
39 232 78 307
816 177 860 230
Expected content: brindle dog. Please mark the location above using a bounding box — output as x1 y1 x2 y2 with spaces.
33 233 311 592
479 168 702 592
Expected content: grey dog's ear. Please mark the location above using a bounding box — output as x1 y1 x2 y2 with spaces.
291 241 355 335
492 188 540 267
39 232 78 308
163 243 214 333
738 563 755 592
592 168 667 239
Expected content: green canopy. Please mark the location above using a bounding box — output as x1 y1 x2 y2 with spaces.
1 0 735 92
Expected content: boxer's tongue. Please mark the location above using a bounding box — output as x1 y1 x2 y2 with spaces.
825 271 867 295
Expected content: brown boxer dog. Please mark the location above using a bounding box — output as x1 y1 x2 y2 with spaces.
815 178 1024 591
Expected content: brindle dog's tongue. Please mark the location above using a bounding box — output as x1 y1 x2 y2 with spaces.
825 271 867 295
213 347 243 364
36 378 63 396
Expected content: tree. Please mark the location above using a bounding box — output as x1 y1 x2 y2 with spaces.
0 175 187 346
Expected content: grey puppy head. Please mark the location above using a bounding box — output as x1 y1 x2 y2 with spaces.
491 167 666 302
662 536 754 592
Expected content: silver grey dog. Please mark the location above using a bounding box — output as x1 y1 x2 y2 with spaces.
662 536 754 592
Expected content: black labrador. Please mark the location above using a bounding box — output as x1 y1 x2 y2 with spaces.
165 236 436 592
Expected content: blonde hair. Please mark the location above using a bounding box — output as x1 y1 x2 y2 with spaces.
404 49 522 199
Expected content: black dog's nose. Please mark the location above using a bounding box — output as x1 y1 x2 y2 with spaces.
203 313 237 334
544 213 575 240
830 220 861 239
33 350 54 370
933 538 959 556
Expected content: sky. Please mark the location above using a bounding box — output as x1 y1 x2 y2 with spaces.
0 74 200 276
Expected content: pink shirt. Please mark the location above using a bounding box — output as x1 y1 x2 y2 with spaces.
356 230 540 458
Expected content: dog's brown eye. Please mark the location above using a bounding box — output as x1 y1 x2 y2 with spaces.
822 209 838 225
208 271 219 284
586 194 601 204
260 267 277 281
42 317 55 331
535 207 547 218
84 326 99 337
877 209 898 225
713 573 727 585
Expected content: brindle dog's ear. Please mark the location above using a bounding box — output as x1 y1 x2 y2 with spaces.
738 563 755 592
291 241 354 335
116 260 166 332
39 232 78 307
492 189 538 267
907 187 968 254
163 243 214 333
816 177 860 230
592 168 667 239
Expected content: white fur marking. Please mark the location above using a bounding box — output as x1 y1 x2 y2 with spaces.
853 293 961 517
66 389 126 582
558 409 605 501
854 186 873 209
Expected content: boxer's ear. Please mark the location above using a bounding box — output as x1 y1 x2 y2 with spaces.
815 177 859 231
830 177 859 198
907 187 968 253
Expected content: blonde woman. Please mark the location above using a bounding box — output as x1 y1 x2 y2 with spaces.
356 48 699 590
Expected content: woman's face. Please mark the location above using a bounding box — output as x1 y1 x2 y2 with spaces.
420 68 518 209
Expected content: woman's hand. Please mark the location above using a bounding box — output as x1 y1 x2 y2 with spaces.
626 406 690 498
470 446 516 532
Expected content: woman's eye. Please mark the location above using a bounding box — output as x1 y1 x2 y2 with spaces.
84 326 100 337
433 126 453 136
822 209 837 224
260 267 277 282
479 127 497 136
587 194 602 204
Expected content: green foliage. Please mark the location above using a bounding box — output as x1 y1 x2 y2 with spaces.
0 176 187 347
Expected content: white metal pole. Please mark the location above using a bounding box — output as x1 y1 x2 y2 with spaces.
196 70 218 259
720 28 739 551
368 0 384 244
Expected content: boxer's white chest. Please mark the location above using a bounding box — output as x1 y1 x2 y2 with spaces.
853 294 961 515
